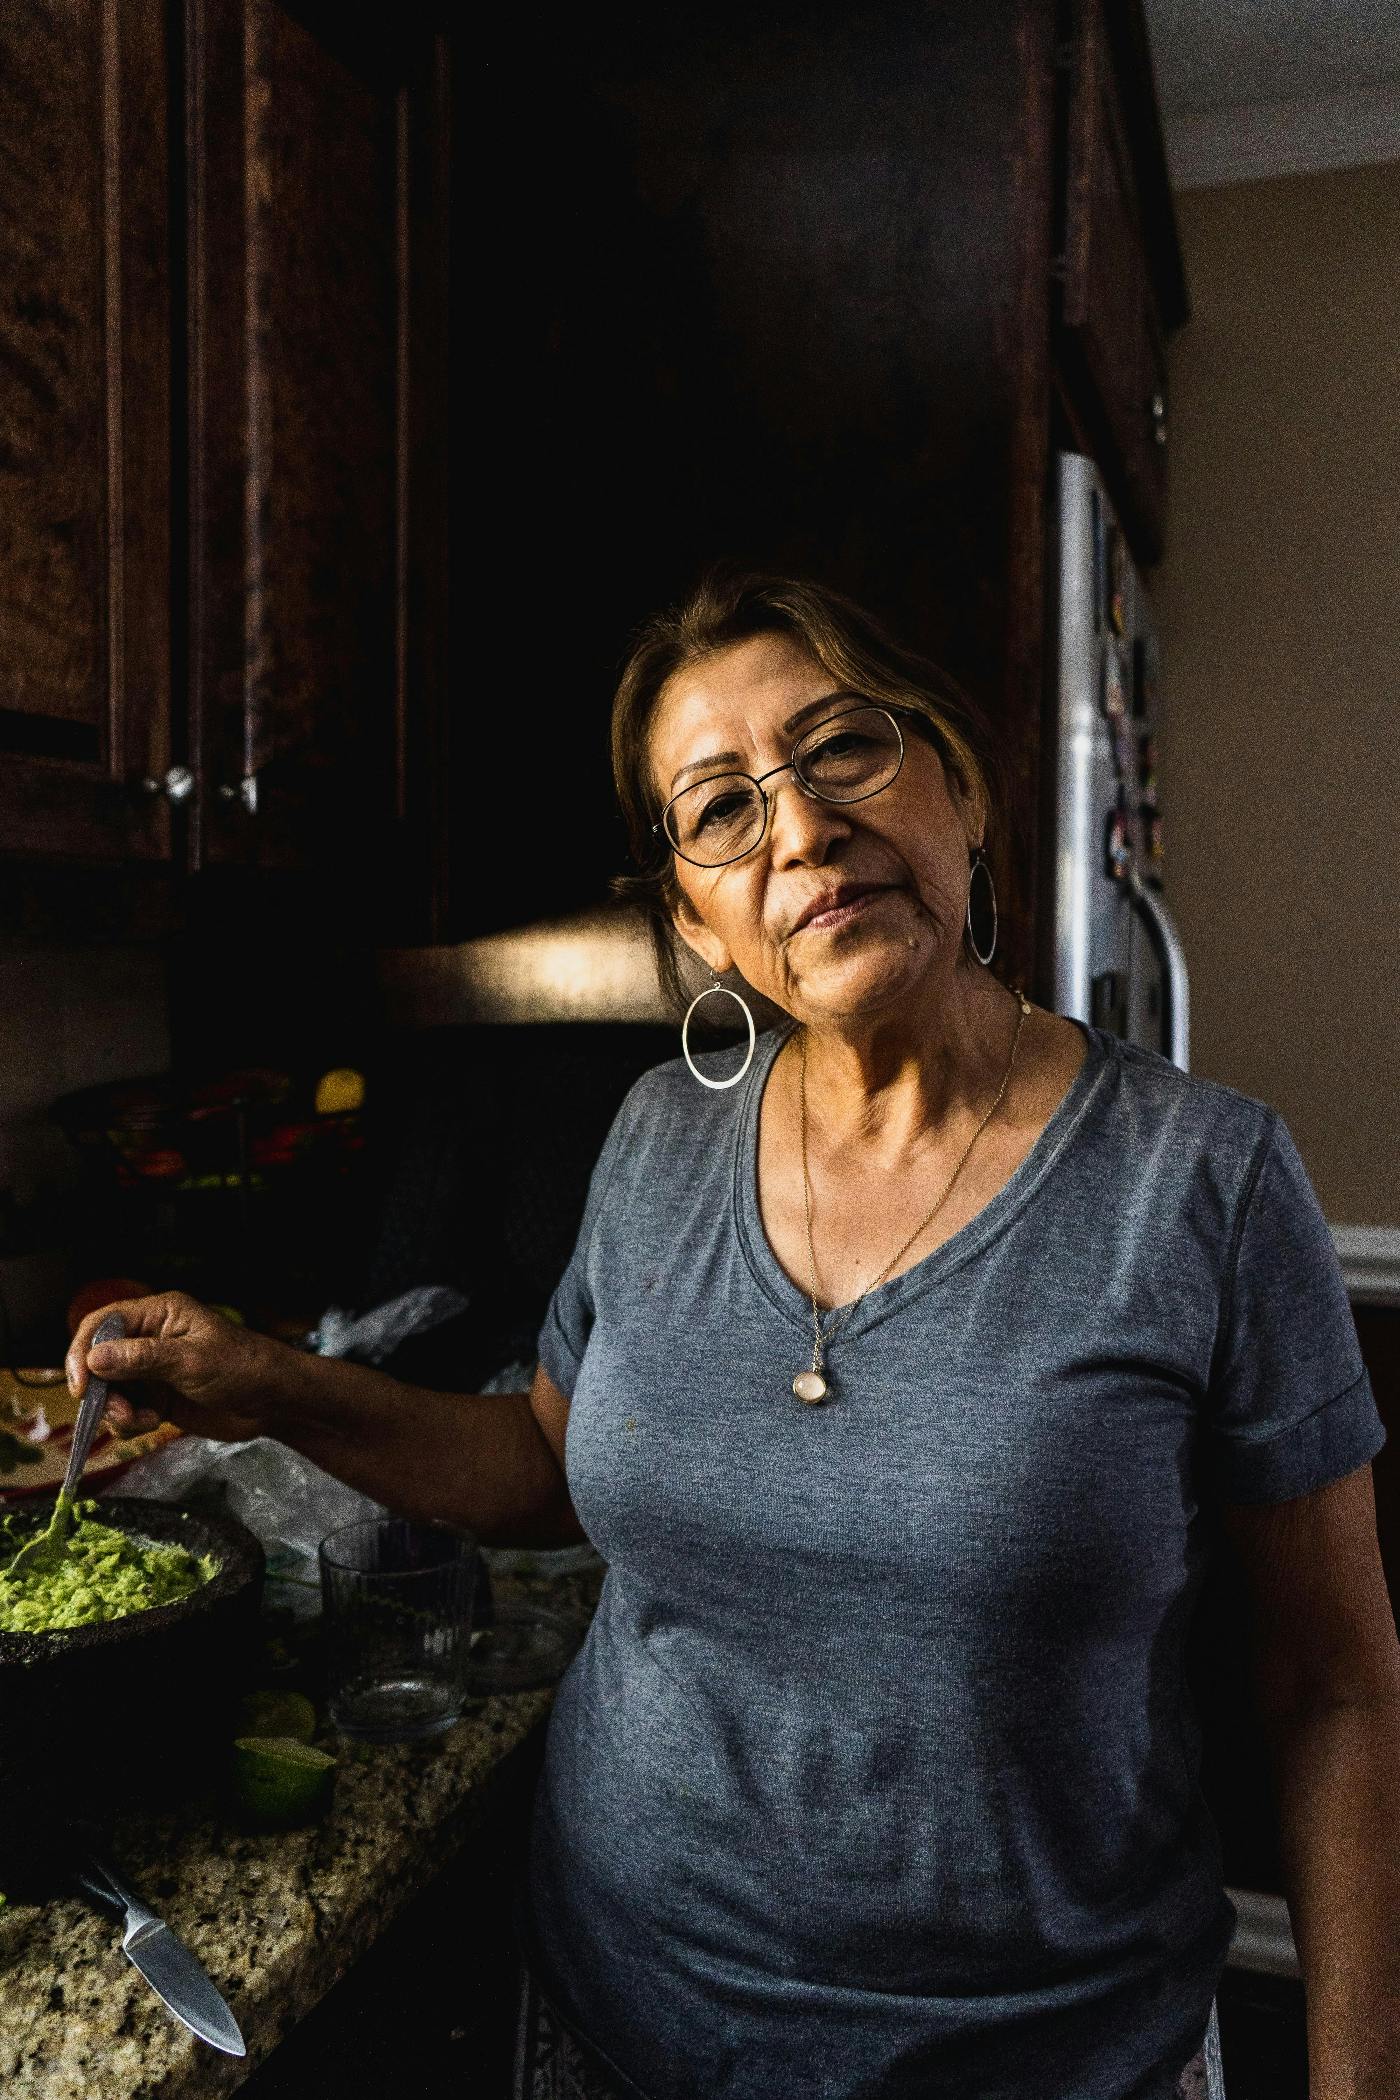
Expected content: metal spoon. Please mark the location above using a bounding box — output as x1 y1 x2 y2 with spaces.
2 1311 126 1580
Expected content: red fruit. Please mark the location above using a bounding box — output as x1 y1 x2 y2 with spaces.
66 1276 154 1337
131 1148 186 1180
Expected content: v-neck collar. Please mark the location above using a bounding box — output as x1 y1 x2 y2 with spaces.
732 1013 1111 1342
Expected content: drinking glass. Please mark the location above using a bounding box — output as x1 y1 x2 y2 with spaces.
318 1517 478 1742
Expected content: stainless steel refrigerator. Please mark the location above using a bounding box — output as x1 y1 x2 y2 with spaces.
1051 450 1191 1072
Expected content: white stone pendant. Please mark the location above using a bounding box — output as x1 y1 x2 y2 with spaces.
792 1369 828 1405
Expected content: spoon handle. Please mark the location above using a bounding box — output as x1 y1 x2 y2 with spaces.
58 1311 126 1508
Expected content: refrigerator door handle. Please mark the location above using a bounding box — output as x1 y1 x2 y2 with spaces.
1125 865 1191 1071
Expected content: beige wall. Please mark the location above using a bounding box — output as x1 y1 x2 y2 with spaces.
1152 159 1400 1225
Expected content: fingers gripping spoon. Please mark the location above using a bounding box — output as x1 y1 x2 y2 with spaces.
3 1311 126 1579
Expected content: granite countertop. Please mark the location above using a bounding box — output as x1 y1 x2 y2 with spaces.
0 1559 605 2100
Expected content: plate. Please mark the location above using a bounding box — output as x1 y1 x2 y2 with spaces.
464 1599 583 1694
0 1370 182 1499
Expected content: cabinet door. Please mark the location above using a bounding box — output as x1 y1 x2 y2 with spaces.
0 0 173 863
1059 0 1171 562
186 0 448 928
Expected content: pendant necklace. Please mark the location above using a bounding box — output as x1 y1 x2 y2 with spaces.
792 987 1031 1405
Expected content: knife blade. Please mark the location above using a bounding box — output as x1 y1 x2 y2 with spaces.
72 1851 246 2057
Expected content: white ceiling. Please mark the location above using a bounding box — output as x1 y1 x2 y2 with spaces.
1143 0 1400 113
1140 0 1400 186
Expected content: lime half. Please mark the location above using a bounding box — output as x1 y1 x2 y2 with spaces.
236 1689 318 1743
233 1736 337 1829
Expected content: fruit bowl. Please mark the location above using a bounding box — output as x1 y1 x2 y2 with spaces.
49 1067 366 1191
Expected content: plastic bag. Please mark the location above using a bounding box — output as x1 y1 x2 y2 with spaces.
106 1286 471 1613
305 1284 471 1365
109 1433 388 1615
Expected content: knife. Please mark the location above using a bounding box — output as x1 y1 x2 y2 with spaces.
71 1850 246 2057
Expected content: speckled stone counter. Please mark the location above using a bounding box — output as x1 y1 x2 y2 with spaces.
0 1560 604 2100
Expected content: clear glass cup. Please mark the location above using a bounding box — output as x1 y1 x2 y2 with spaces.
318 1517 478 1742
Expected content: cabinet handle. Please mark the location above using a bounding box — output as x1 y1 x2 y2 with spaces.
1150 390 1168 449
136 765 195 805
216 774 260 816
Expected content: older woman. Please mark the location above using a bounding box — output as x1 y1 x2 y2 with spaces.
70 573 1396 2100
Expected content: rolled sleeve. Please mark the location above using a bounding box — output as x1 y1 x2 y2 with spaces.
1204 1112 1386 1504
538 1265 592 1401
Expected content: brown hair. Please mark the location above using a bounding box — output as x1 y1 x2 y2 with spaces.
609 566 1012 1018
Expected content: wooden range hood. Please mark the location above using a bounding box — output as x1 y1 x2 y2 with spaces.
375 904 789 1031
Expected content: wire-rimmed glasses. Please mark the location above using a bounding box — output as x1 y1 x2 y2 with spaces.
655 702 918 869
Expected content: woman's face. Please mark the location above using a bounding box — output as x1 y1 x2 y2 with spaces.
648 632 985 1025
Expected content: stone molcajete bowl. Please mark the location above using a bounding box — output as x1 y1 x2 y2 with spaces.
0 1496 264 1899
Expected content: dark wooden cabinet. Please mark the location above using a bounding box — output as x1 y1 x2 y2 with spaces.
0 0 174 866
0 0 450 944
1054 0 1188 565
185 0 448 932
455 0 1186 987
2 1 1182 982
461 3 1060 975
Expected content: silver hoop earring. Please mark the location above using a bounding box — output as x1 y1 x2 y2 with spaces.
682 978 756 1090
965 847 997 967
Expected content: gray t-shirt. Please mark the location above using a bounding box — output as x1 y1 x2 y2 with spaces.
519 1019 1384 2100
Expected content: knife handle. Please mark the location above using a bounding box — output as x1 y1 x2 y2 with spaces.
60 1311 127 1506
73 1849 159 1937
72 1858 128 1923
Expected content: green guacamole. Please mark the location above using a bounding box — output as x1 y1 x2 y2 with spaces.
0 1503 217 1635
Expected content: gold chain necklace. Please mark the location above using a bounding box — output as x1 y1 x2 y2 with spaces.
792 986 1032 1404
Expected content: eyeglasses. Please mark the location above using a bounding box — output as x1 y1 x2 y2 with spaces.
655 703 924 870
